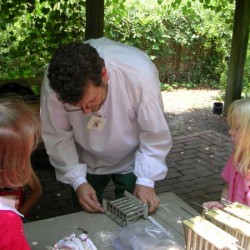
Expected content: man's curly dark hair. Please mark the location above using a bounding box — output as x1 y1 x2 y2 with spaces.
48 42 103 104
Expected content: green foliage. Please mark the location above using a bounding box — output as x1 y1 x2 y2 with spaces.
104 0 236 89
1 0 249 97
0 0 86 79
242 45 250 98
161 83 173 91
31 83 40 95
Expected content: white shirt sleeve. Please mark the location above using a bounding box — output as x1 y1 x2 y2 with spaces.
40 69 87 190
132 64 172 188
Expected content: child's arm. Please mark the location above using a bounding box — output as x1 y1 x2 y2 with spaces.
202 183 229 210
202 201 224 209
19 170 42 216
221 183 229 201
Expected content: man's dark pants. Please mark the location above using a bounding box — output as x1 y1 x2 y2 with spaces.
72 172 136 210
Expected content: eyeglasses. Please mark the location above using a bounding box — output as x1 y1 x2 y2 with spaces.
63 104 82 112
63 101 101 112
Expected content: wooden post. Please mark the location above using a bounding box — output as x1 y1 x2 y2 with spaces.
224 0 250 116
85 0 104 40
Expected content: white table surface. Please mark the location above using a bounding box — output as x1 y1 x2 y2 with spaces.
24 192 199 249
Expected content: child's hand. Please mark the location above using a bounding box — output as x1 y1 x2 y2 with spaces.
202 201 224 210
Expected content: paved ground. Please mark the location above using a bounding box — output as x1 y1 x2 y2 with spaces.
27 130 233 222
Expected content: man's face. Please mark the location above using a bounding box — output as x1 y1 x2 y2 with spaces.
63 67 109 114
80 83 105 114
63 82 107 114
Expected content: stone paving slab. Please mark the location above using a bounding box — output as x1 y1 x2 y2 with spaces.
27 130 232 222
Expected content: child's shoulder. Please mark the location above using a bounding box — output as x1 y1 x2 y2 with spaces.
0 209 22 230
0 210 27 248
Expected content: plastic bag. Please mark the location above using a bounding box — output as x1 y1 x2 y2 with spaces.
112 220 184 250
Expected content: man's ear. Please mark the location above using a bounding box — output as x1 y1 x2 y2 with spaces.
102 67 109 84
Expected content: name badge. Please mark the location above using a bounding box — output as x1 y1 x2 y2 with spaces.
87 115 106 131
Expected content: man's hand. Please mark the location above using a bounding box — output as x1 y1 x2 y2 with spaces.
133 184 160 214
76 183 104 213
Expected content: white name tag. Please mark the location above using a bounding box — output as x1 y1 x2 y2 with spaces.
87 115 106 131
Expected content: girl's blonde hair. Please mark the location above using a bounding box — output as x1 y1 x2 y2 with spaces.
227 98 250 176
0 99 41 187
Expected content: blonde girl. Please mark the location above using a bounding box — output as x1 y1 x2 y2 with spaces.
204 98 250 209
0 99 41 249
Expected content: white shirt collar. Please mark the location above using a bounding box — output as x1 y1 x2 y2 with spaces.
0 196 24 217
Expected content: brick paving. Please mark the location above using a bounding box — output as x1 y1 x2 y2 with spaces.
27 130 233 222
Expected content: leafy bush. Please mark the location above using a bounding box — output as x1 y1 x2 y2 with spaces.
105 0 236 90
1 0 249 96
0 0 86 79
242 46 250 98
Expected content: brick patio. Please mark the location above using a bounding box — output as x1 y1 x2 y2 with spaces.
28 130 233 221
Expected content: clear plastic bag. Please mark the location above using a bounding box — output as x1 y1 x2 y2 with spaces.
112 220 184 250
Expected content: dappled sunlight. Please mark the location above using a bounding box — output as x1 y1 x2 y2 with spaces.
162 89 220 113
183 216 238 249
162 89 228 137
